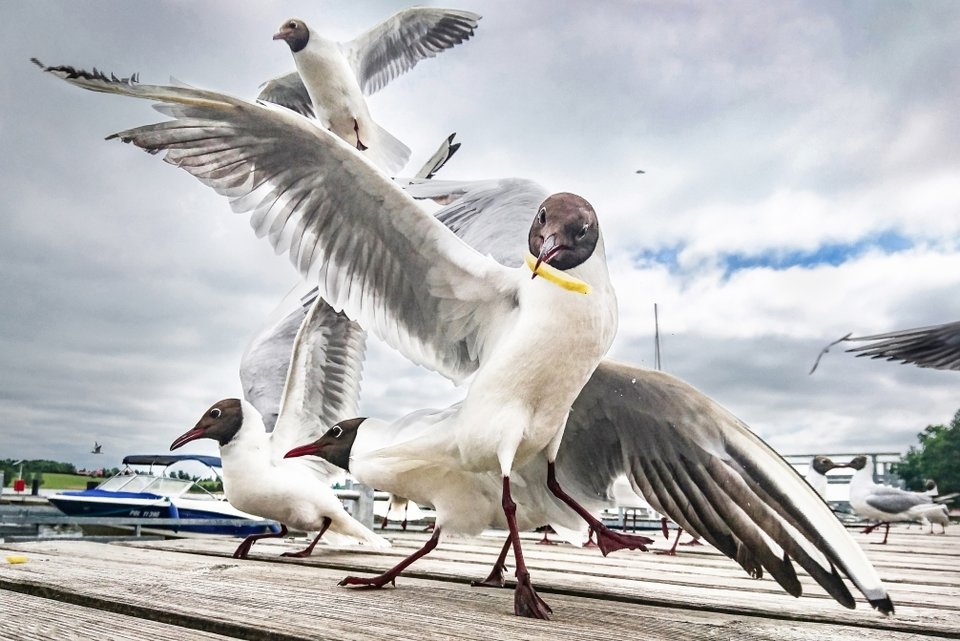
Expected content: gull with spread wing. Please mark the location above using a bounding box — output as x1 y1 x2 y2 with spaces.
264 7 480 173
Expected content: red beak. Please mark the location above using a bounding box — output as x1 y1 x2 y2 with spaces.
284 443 322 459
272 28 290 41
532 235 564 279
170 427 205 451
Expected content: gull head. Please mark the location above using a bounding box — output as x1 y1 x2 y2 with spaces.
170 399 244 450
273 18 310 53
284 417 365 471
846 455 868 471
528 192 599 277
811 455 845 474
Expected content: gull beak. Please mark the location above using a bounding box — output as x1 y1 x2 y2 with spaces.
284 442 322 459
170 427 205 451
272 28 291 41
532 234 562 279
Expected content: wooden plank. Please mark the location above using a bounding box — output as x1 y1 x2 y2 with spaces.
0 590 238 640
125 530 960 618
0 541 946 641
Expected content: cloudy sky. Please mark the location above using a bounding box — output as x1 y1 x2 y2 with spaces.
2 1 958 471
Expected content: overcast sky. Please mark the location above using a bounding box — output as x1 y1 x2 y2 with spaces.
2 1 959 471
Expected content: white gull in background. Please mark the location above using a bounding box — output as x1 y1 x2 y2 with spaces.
170 283 388 558
277 177 895 614
36 66 637 619
846 455 950 542
266 7 480 173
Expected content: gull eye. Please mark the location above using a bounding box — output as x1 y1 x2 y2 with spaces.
331 425 344 438
210 408 222 419
537 208 546 225
577 223 589 239
288 20 298 29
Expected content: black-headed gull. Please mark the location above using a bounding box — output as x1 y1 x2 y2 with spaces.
170 284 388 558
265 7 480 173
846 455 950 542
277 177 891 615
804 455 842 499
35 64 635 619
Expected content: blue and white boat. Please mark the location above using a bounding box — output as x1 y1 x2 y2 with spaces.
48 454 280 537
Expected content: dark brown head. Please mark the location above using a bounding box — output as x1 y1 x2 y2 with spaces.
846 455 868 471
284 417 365 471
273 18 310 53
170 399 244 450
925 479 937 492
528 193 599 273
811 455 841 475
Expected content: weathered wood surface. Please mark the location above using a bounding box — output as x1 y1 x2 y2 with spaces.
0 526 956 640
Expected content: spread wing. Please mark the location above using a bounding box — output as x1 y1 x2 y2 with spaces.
844 320 960 371
556 361 892 614
402 178 550 268
35 61 523 383
267 292 367 480
342 7 481 95
256 71 314 118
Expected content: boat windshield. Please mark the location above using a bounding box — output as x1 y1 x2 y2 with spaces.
141 476 195 498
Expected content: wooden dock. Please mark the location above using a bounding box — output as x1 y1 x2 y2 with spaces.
1 526 957 640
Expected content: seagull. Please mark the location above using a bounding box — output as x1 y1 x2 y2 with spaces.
804 455 842 499
811 320 960 373
91 441 102 455
36 65 639 619
846 455 950 542
265 7 480 173
170 283 388 559
273 176 888 614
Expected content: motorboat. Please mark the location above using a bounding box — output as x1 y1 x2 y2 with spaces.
48 454 280 537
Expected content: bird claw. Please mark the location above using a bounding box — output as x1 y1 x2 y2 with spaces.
338 574 397 589
280 549 312 558
590 525 653 556
513 572 552 619
471 562 508 588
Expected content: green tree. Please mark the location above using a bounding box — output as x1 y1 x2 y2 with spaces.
894 409 960 496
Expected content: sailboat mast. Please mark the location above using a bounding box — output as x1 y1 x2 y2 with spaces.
654 303 662 372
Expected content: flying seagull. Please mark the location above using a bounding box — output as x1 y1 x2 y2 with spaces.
810 320 960 373
264 7 480 172
91 442 102 455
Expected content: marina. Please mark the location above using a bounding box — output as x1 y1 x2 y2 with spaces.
2 525 957 639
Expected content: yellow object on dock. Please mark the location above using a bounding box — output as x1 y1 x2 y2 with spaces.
5 555 27 564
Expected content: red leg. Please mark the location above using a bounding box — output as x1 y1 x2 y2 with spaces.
281 518 331 558
546 462 652 556
339 527 442 588
680 537 703 546
660 517 670 539
502 477 552 619
472 536 512 588
401 503 408 531
656 527 683 556
868 522 891 545
381 514 390 530
536 525 558 546
862 522 879 535
232 524 288 559
583 528 597 548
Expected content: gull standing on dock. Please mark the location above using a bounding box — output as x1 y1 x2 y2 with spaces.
170 283 388 559
264 7 481 173
847 455 950 542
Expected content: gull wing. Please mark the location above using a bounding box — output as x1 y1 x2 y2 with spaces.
342 7 481 96
256 71 314 118
268 293 367 479
864 489 931 516
556 361 893 614
845 320 960 371
36 61 522 383
402 178 550 268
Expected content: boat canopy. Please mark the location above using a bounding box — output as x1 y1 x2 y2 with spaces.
122 454 223 468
